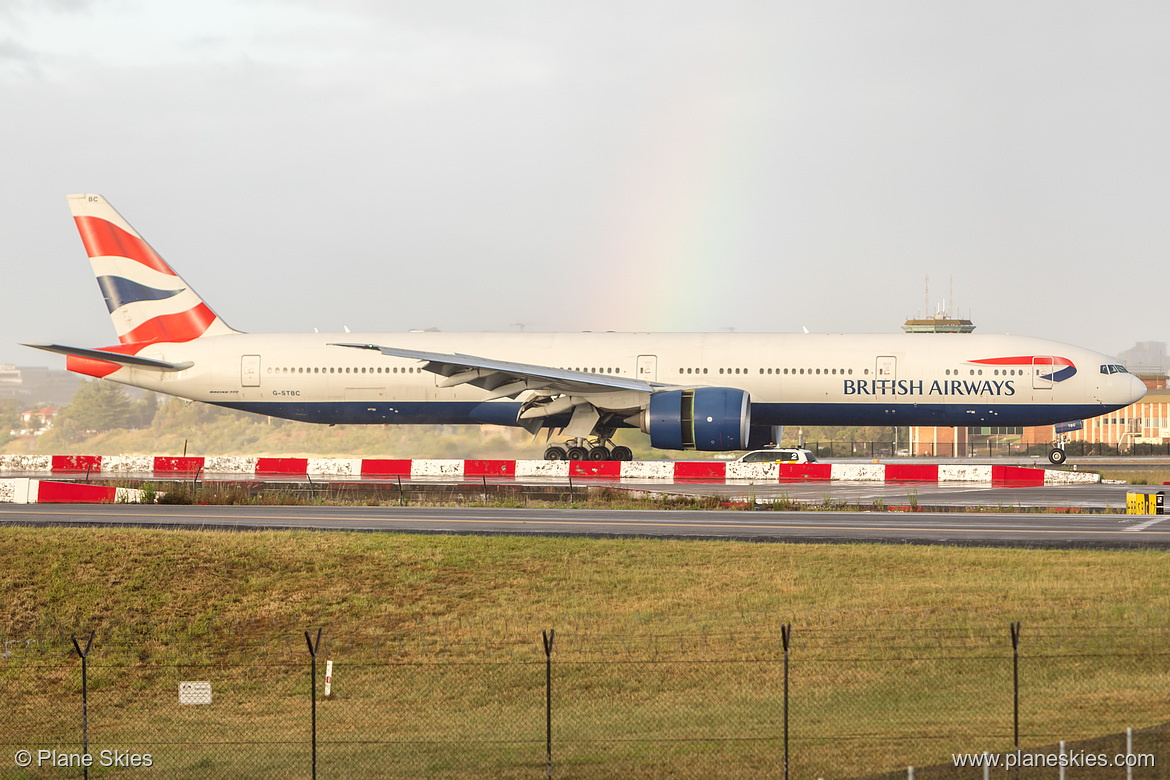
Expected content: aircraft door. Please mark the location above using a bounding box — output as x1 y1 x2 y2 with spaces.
637 355 658 382
241 355 261 387
875 356 897 383
1032 356 1054 390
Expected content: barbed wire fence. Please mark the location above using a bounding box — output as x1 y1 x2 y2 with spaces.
1 612 1167 778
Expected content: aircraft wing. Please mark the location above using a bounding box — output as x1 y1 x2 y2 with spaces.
23 343 194 372
331 342 659 396
332 342 664 437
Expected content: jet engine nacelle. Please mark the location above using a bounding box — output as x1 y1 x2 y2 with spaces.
643 388 751 451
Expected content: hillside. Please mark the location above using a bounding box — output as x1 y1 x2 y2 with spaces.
1 392 661 459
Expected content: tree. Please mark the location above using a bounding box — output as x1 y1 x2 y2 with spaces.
0 399 22 435
56 381 133 434
130 392 159 429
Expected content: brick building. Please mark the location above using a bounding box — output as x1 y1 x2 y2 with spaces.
910 375 1169 456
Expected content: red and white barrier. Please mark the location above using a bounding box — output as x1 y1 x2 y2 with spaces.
0 478 151 504
0 454 1100 486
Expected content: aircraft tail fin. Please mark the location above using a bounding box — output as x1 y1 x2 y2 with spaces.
67 194 239 344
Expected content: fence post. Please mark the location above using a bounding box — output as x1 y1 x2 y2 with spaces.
542 629 555 780
781 623 791 780
1010 621 1021 767
1127 727 1133 780
71 631 95 780
305 628 322 780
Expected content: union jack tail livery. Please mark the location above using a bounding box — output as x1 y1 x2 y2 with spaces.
67 194 237 344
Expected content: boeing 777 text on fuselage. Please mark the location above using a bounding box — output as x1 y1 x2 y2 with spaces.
26 194 1146 463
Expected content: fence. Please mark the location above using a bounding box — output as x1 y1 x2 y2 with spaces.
804 440 1170 459
2 617 1167 778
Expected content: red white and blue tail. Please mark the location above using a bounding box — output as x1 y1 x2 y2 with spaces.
67 193 238 344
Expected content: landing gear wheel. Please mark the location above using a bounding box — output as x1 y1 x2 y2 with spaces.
1048 448 1067 465
588 446 610 461
544 446 567 461
611 446 633 462
566 446 589 461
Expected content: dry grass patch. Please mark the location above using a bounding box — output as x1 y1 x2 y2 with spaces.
1 527 1167 778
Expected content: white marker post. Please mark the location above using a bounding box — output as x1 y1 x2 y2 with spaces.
324 660 333 698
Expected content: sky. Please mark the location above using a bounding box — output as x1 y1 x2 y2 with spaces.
2 0 1168 368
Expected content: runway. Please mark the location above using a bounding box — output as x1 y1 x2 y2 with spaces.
2 502 1168 548
638 480 1140 509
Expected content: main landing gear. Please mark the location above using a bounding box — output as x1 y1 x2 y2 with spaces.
544 437 633 462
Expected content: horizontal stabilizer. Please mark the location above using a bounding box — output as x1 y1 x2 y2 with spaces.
23 343 193 372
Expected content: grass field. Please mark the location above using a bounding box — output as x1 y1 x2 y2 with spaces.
1 527 1167 778
1095 464 1170 485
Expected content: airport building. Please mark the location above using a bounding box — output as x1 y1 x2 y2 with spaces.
0 365 82 405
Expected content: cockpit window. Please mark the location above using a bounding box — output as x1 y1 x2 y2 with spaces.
1099 364 1129 375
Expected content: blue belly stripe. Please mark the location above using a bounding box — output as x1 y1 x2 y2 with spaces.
212 400 1118 429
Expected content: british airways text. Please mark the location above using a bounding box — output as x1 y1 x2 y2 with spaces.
843 379 1016 397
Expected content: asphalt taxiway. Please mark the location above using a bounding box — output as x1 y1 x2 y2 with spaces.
3 502 1167 549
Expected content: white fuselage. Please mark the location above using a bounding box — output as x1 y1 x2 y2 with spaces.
93 331 1145 431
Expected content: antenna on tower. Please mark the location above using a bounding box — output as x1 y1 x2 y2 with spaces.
924 275 929 317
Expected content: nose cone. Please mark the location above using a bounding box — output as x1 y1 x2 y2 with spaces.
1126 373 1148 405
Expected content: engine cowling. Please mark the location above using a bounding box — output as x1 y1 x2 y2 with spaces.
644 388 751 451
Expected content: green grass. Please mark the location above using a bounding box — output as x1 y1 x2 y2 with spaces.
1 527 1167 777
1095 465 1170 485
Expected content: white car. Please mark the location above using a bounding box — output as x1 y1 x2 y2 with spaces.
736 448 819 464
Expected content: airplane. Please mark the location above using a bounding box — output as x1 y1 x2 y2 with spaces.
26 194 1146 465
